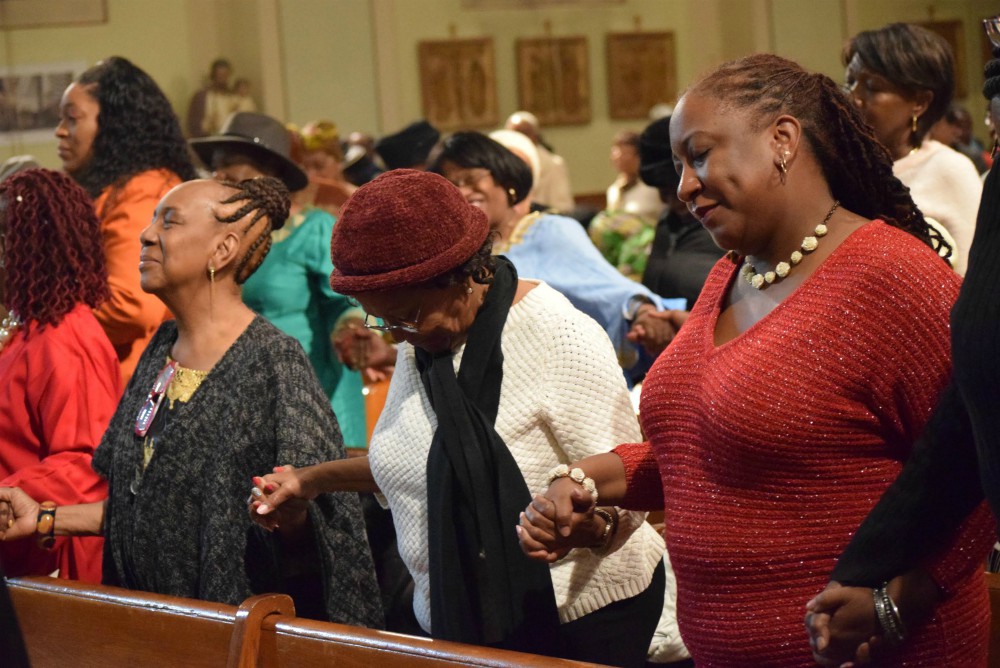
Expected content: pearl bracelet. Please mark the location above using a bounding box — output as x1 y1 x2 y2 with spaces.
547 464 598 504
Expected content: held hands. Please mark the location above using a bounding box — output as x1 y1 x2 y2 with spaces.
626 308 688 358
332 321 396 383
246 465 315 532
805 582 880 667
516 477 603 563
0 487 40 541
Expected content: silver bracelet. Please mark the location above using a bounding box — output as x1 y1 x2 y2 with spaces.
591 507 617 550
873 583 907 645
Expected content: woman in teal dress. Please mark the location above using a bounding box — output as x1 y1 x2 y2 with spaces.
190 112 366 446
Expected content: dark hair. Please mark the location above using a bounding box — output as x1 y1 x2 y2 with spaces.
424 236 497 289
844 23 954 144
72 56 197 198
429 131 533 207
210 58 232 75
0 169 109 327
213 177 290 284
613 130 641 149
691 53 949 261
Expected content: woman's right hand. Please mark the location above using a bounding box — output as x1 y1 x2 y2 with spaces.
0 487 40 541
517 477 601 562
332 322 397 382
247 465 316 532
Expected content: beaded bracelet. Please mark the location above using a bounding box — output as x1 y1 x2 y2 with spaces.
873 583 907 646
547 464 598 504
35 501 57 550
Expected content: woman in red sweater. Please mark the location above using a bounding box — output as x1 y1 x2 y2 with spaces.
517 54 994 666
0 169 120 582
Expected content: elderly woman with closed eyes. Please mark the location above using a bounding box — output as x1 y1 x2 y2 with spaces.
249 169 667 667
0 177 381 628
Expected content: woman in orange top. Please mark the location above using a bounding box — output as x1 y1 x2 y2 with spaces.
57 56 197 382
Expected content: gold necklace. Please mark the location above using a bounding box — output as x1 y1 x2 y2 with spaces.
493 211 541 254
0 311 23 353
741 201 840 289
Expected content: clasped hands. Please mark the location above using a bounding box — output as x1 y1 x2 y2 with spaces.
626 308 688 358
246 465 313 532
332 320 395 383
516 477 608 562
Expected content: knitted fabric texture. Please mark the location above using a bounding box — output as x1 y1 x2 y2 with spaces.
93 317 383 628
329 170 489 293
368 282 664 633
615 221 991 666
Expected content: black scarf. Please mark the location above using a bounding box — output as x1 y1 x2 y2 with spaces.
416 257 560 654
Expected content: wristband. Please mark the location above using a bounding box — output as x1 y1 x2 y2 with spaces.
547 464 598 504
36 501 57 550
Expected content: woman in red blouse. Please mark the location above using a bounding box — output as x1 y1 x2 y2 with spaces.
517 55 994 666
0 169 120 582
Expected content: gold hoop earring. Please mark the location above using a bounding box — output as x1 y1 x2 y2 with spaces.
778 154 788 185
209 264 216 283
911 114 918 133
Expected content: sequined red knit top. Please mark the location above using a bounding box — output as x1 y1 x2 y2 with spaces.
615 221 994 667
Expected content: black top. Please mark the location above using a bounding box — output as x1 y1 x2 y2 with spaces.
93 316 383 627
832 164 1000 586
641 209 722 309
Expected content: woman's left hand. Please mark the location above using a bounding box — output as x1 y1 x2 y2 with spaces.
247 465 311 533
516 493 606 562
805 581 879 666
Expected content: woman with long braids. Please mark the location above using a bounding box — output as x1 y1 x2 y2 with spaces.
0 178 382 629
517 54 994 666
0 169 119 583
57 56 197 382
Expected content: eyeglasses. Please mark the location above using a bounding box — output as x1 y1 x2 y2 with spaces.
134 360 177 437
364 302 422 334
984 16 1000 49
448 168 493 190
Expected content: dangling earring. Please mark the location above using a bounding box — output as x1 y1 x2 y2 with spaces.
911 114 918 134
208 263 216 319
778 153 788 185
209 264 216 284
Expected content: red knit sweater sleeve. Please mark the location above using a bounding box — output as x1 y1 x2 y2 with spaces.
613 441 665 511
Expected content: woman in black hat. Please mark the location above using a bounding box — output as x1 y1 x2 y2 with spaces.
191 112 367 448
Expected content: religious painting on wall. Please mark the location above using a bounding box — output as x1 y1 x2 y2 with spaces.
0 0 106 28
0 63 83 142
606 32 676 120
418 38 498 131
516 36 590 126
918 20 967 98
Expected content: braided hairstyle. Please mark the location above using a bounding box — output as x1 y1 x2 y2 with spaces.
72 56 197 198
690 53 950 261
1 169 109 327
213 177 290 284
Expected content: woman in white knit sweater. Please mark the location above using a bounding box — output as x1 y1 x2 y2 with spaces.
845 22 982 275
249 169 669 667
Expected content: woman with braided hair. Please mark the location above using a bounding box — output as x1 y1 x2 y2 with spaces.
57 56 198 383
517 53 993 666
803 34 1000 668
0 177 382 629
0 169 119 583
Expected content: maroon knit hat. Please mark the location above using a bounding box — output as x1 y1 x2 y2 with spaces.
330 169 490 294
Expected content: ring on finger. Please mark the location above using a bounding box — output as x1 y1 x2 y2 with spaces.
251 487 263 498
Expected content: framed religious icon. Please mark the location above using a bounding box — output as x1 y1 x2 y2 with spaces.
606 32 676 120
516 36 590 126
418 38 498 131
917 20 967 98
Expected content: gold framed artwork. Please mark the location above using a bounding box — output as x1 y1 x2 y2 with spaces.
516 37 590 126
418 38 498 131
606 32 676 120
917 21 967 98
0 0 107 29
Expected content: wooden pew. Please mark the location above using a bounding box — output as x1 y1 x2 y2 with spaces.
8 577 603 668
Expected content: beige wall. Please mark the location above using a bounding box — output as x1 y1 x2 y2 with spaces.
1 0 997 192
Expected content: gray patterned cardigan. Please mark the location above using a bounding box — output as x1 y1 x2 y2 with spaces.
93 317 382 628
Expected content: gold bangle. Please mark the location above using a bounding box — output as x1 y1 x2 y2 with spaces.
36 501 57 550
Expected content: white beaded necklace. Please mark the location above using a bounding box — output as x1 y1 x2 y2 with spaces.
741 200 840 289
0 311 23 353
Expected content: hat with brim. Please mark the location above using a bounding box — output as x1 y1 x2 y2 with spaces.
330 169 489 294
190 112 308 192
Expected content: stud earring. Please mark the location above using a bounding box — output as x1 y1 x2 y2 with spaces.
466 286 473 294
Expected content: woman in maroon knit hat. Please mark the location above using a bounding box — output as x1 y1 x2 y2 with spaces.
517 54 993 667
249 169 670 666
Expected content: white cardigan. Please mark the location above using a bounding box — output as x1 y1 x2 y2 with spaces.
369 281 665 633
893 139 982 275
